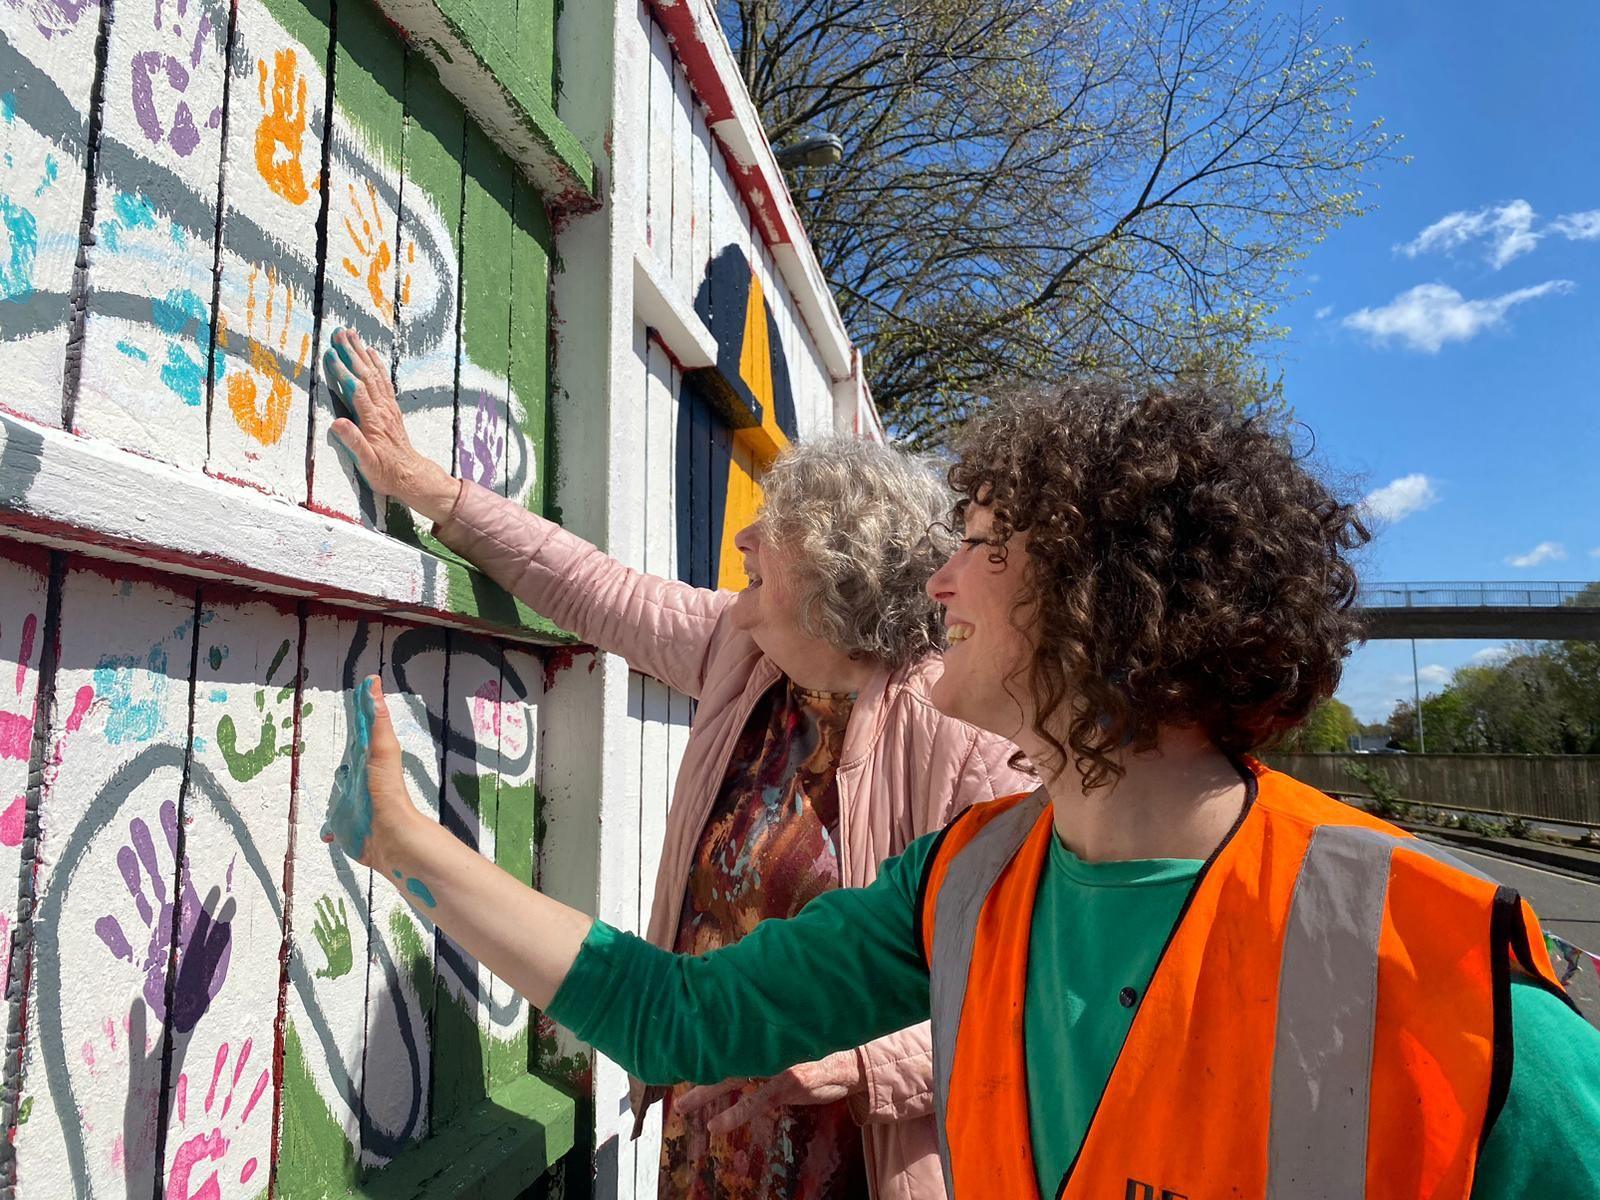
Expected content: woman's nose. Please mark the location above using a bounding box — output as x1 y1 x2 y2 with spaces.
733 523 758 554
926 557 955 604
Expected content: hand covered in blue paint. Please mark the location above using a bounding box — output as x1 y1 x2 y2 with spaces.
321 675 420 871
323 328 460 524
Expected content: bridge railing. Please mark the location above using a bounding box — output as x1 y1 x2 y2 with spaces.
1269 752 1600 828
1359 582 1600 610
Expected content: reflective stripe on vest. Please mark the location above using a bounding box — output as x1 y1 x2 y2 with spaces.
923 769 1571 1199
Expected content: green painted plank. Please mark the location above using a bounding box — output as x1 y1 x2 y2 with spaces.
516 0 557 100
355 1074 577 1199
509 185 551 516
488 775 538 1089
429 0 593 197
333 0 407 165
260 0 332 66
459 126 516 498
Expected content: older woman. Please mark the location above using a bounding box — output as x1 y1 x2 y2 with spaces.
324 328 1029 1199
329 378 1599 1200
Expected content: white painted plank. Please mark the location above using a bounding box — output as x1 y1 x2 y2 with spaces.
432 633 499 1118
620 0 651 253
74 0 230 467
0 545 49 1005
361 620 445 1163
207 0 329 500
169 593 297 1199
645 22 673 262
13 566 197 1197
0 0 103 427
308 45 405 526
275 610 381 1199
690 101 712 304
670 62 694 302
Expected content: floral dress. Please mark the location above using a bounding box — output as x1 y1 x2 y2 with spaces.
659 679 869 1200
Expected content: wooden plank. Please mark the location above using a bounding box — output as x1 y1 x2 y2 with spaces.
670 61 694 302
514 0 556 105
361 620 446 1166
432 632 498 1125
0 0 103 427
275 610 381 1199
12 565 197 1196
690 101 712 305
392 55 464 542
506 183 549 516
0 545 49 1021
308 0 405 526
485 645 540 1091
73 0 230 467
358 1071 574 1200
645 21 672 262
207 0 332 500
454 126 513 499
618 0 650 254
168 592 298 1199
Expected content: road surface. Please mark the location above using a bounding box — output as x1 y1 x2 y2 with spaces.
1433 843 1600 1029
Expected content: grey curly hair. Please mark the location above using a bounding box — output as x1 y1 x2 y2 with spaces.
755 436 953 668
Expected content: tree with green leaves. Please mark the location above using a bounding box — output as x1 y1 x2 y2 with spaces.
724 0 1398 444
1281 696 1360 752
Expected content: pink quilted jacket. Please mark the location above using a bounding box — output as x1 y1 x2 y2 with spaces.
435 480 1032 1200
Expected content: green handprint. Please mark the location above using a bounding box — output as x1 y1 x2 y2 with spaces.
310 895 352 981
216 638 311 782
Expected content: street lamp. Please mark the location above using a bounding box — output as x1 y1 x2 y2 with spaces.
772 132 844 169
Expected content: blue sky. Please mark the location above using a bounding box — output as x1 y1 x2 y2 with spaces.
1267 0 1600 721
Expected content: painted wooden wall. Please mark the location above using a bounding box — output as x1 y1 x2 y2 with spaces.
0 0 867 1194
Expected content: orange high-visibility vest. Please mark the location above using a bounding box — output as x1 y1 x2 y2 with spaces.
916 759 1574 1200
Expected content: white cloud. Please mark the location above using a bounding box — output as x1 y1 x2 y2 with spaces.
1396 200 1541 268
1342 280 1574 352
1552 209 1600 241
1505 541 1566 568
1417 664 1451 688
1591 546 1600 558
1314 305 1333 320
1469 646 1512 665
1362 473 1438 524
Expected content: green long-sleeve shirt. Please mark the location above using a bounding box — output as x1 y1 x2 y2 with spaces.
549 831 1600 1198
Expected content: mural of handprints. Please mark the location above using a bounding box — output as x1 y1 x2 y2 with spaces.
216 267 311 448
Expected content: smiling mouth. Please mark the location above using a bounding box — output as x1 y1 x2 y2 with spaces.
947 623 973 642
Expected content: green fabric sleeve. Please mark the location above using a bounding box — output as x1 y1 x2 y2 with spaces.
1472 981 1600 1197
546 833 940 1086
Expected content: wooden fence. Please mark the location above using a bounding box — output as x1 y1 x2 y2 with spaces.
1268 754 1600 828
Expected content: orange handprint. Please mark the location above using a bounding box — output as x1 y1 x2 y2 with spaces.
254 49 316 206
218 268 309 447
341 179 413 324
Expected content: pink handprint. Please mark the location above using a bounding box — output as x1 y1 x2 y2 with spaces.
130 0 222 158
93 800 235 1033
166 1038 270 1200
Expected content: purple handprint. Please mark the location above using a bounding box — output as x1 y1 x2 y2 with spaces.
130 0 222 158
456 389 504 487
3 0 98 40
94 800 234 1034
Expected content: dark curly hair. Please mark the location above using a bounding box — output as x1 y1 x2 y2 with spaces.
948 382 1370 790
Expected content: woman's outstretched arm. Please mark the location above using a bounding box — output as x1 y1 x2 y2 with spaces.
332 675 935 1081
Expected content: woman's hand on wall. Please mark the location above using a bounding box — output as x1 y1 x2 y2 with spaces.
324 673 595 1009
672 1050 867 1135
323 328 461 525
321 674 427 871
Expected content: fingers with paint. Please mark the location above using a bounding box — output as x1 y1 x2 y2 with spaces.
322 675 439 912
320 676 373 859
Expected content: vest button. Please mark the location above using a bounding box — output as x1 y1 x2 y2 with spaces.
1118 987 1137 1008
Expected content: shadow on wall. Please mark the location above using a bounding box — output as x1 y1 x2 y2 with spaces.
675 244 798 592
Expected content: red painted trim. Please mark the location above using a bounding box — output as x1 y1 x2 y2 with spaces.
645 0 800 248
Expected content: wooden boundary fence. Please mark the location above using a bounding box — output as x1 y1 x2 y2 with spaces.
1268 754 1600 828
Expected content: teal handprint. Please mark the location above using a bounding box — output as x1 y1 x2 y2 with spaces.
216 637 310 782
310 895 352 981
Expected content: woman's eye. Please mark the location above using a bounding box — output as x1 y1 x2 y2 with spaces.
961 537 988 548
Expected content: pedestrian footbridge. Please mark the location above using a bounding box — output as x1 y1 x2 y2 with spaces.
1359 582 1600 640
